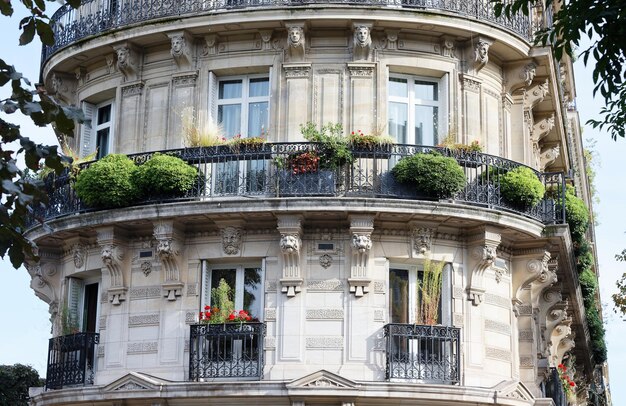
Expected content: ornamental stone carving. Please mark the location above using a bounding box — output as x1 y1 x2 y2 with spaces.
348 215 374 296
277 215 303 297
466 227 501 306
442 38 456 58
97 227 128 306
153 221 184 301
524 78 550 110
113 43 140 81
202 34 218 56
221 226 243 255
352 23 372 61
287 24 305 62
319 254 332 269
168 31 192 68
522 63 537 86
473 37 493 72
351 234 372 253
280 234 301 254
72 243 86 269
412 227 434 255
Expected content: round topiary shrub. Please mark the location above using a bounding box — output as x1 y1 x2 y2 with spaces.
74 154 140 208
563 185 590 243
134 153 198 197
499 166 545 209
392 152 466 199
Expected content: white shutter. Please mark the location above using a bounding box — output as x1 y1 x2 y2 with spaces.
67 277 85 333
80 101 95 158
208 71 218 124
201 261 211 310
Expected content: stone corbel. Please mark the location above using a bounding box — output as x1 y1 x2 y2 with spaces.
523 78 550 110
409 222 436 257
352 22 372 61
348 215 374 297
113 42 140 81
512 249 551 315
540 144 560 171
259 30 273 51
472 36 494 73
167 30 193 68
97 226 128 306
553 334 575 367
466 227 501 306
277 215 303 297
531 113 555 144
202 34 219 56
216 220 245 256
536 287 563 357
545 300 572 364
504 60 537 94
48 71 77 105
153 221 183 301
286 23 306 62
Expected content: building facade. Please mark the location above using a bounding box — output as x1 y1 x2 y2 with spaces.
26 1 609 405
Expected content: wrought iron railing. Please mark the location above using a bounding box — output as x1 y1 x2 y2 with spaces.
384 323 460 383
544 367 567 406
42 0 534 64
189 323 265 380
27 143 566 228
45 332 99 390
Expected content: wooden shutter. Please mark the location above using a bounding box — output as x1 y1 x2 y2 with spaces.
80 102 95 158
201 261 211 310
67 277 85 333
208 71 218 124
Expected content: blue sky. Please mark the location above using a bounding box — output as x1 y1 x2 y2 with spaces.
0 7 624 403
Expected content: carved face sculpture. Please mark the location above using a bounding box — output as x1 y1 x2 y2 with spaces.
222 227 242 255
352 234 372 253
157 239 172 257
280 234 300 253
355 26 370 47
117 47 129 66
475 41 489 64
288 27 303 46
101 245 114 265
171 35 184 56
73 244 85 268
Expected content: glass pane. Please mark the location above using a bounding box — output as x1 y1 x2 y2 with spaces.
389 269 409 324
414 81 438 101
218 104 241 138
97 104 111 125
249 78 269 97
244 268 263 319
219 80 242 99
96 129 109 159
210 269 237 308
248 102 269 137
388 102 408 144
414 105 438 146
389 77 408 98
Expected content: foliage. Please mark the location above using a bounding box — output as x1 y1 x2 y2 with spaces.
0 364 45 405
493 0 626 140
585 302 607 363
286 151 320 175
557 363 577 397
198 278 252 324
437 133 482 152
562 186 590 243
347 130 394 149
499 166 545 209
60 303 79 336
415 259 444 325
74 154 140 208
576 248 594 274
614 249 626 315
180 107 226 147
579 269 598 304
134 153 197 197
228 135 266 152
392 152 466 199
300 122 353 170
1 0 84 269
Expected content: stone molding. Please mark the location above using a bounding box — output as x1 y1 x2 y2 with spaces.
306 280 344 291
466 227 501 306
97 226 128 306
277 215 303 297
485 346 511 362
129 286 161 300
348 215 374 296
128 314 160 327
306 309 344 320
153 220 184 301
347 63 375 78
305 337 344 349
127 342 158 354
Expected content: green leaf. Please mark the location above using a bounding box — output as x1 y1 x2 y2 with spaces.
19 19 36 46
0 0 14 16
66 0 82 8
35 19 55 46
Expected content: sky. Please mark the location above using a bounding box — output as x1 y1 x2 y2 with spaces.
0 7 624 404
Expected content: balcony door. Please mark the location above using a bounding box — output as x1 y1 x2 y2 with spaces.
67 278 100 334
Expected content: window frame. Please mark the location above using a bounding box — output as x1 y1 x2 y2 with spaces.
94 100 115 159
387 73 448 146
80 99 115 159
215 74 270 140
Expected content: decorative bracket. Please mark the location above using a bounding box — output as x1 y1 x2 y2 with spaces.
153 221 183 301
277 215 303 297
348 215 374 297
540 144 560 171
217 221 244 256
97 226 128 306
286 23 306 62
512 249 552 315
472 36 494 73
523 78 550 110
466 227 501 306
409 222 436 257
352 22 372 61
113 42 140 81
167 30 193 69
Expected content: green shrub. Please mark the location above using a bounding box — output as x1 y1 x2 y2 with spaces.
74 154 139 208
585 303 607 364
392 152 466 199
563 186 590 243
134 153 198 197
499 166 545 209
579 269 598 302
576 248 594 274
300 122 353 170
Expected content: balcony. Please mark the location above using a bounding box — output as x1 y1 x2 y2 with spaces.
43 0 534 65
45 332 99 390
189 322 266 380
384 323 460 384
28 143 566 229
544 367 567 406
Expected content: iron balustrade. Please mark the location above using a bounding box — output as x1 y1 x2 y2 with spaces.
45 332 99 390
544 367 567 406
42 0 536 64
27 143 566 228
189 322 265 380
384 323 460 383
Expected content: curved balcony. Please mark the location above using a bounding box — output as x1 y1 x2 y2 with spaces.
43 0 534 65
29 143 565 229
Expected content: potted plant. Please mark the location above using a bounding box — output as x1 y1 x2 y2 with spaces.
392 152 466 199
415 258 445 325
498 166 546 210
299 122 353 170
180 107 227 148
348 129 394 156
228 135 267 154
134 153 198 199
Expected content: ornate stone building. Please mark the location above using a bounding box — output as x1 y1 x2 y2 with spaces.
26 1 609 405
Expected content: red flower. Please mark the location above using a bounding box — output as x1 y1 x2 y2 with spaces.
569 381 576 387
228 313 235 321
204 305 210 311
558 364 566 370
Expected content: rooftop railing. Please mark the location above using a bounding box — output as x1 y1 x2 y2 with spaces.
28 143 566 228
43 0 533 64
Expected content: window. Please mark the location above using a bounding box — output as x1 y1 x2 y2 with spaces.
67 278 100 333
201 263 264 320
216 75 269 139
389 263 451 325
80 100 115 159
388 75 446 146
